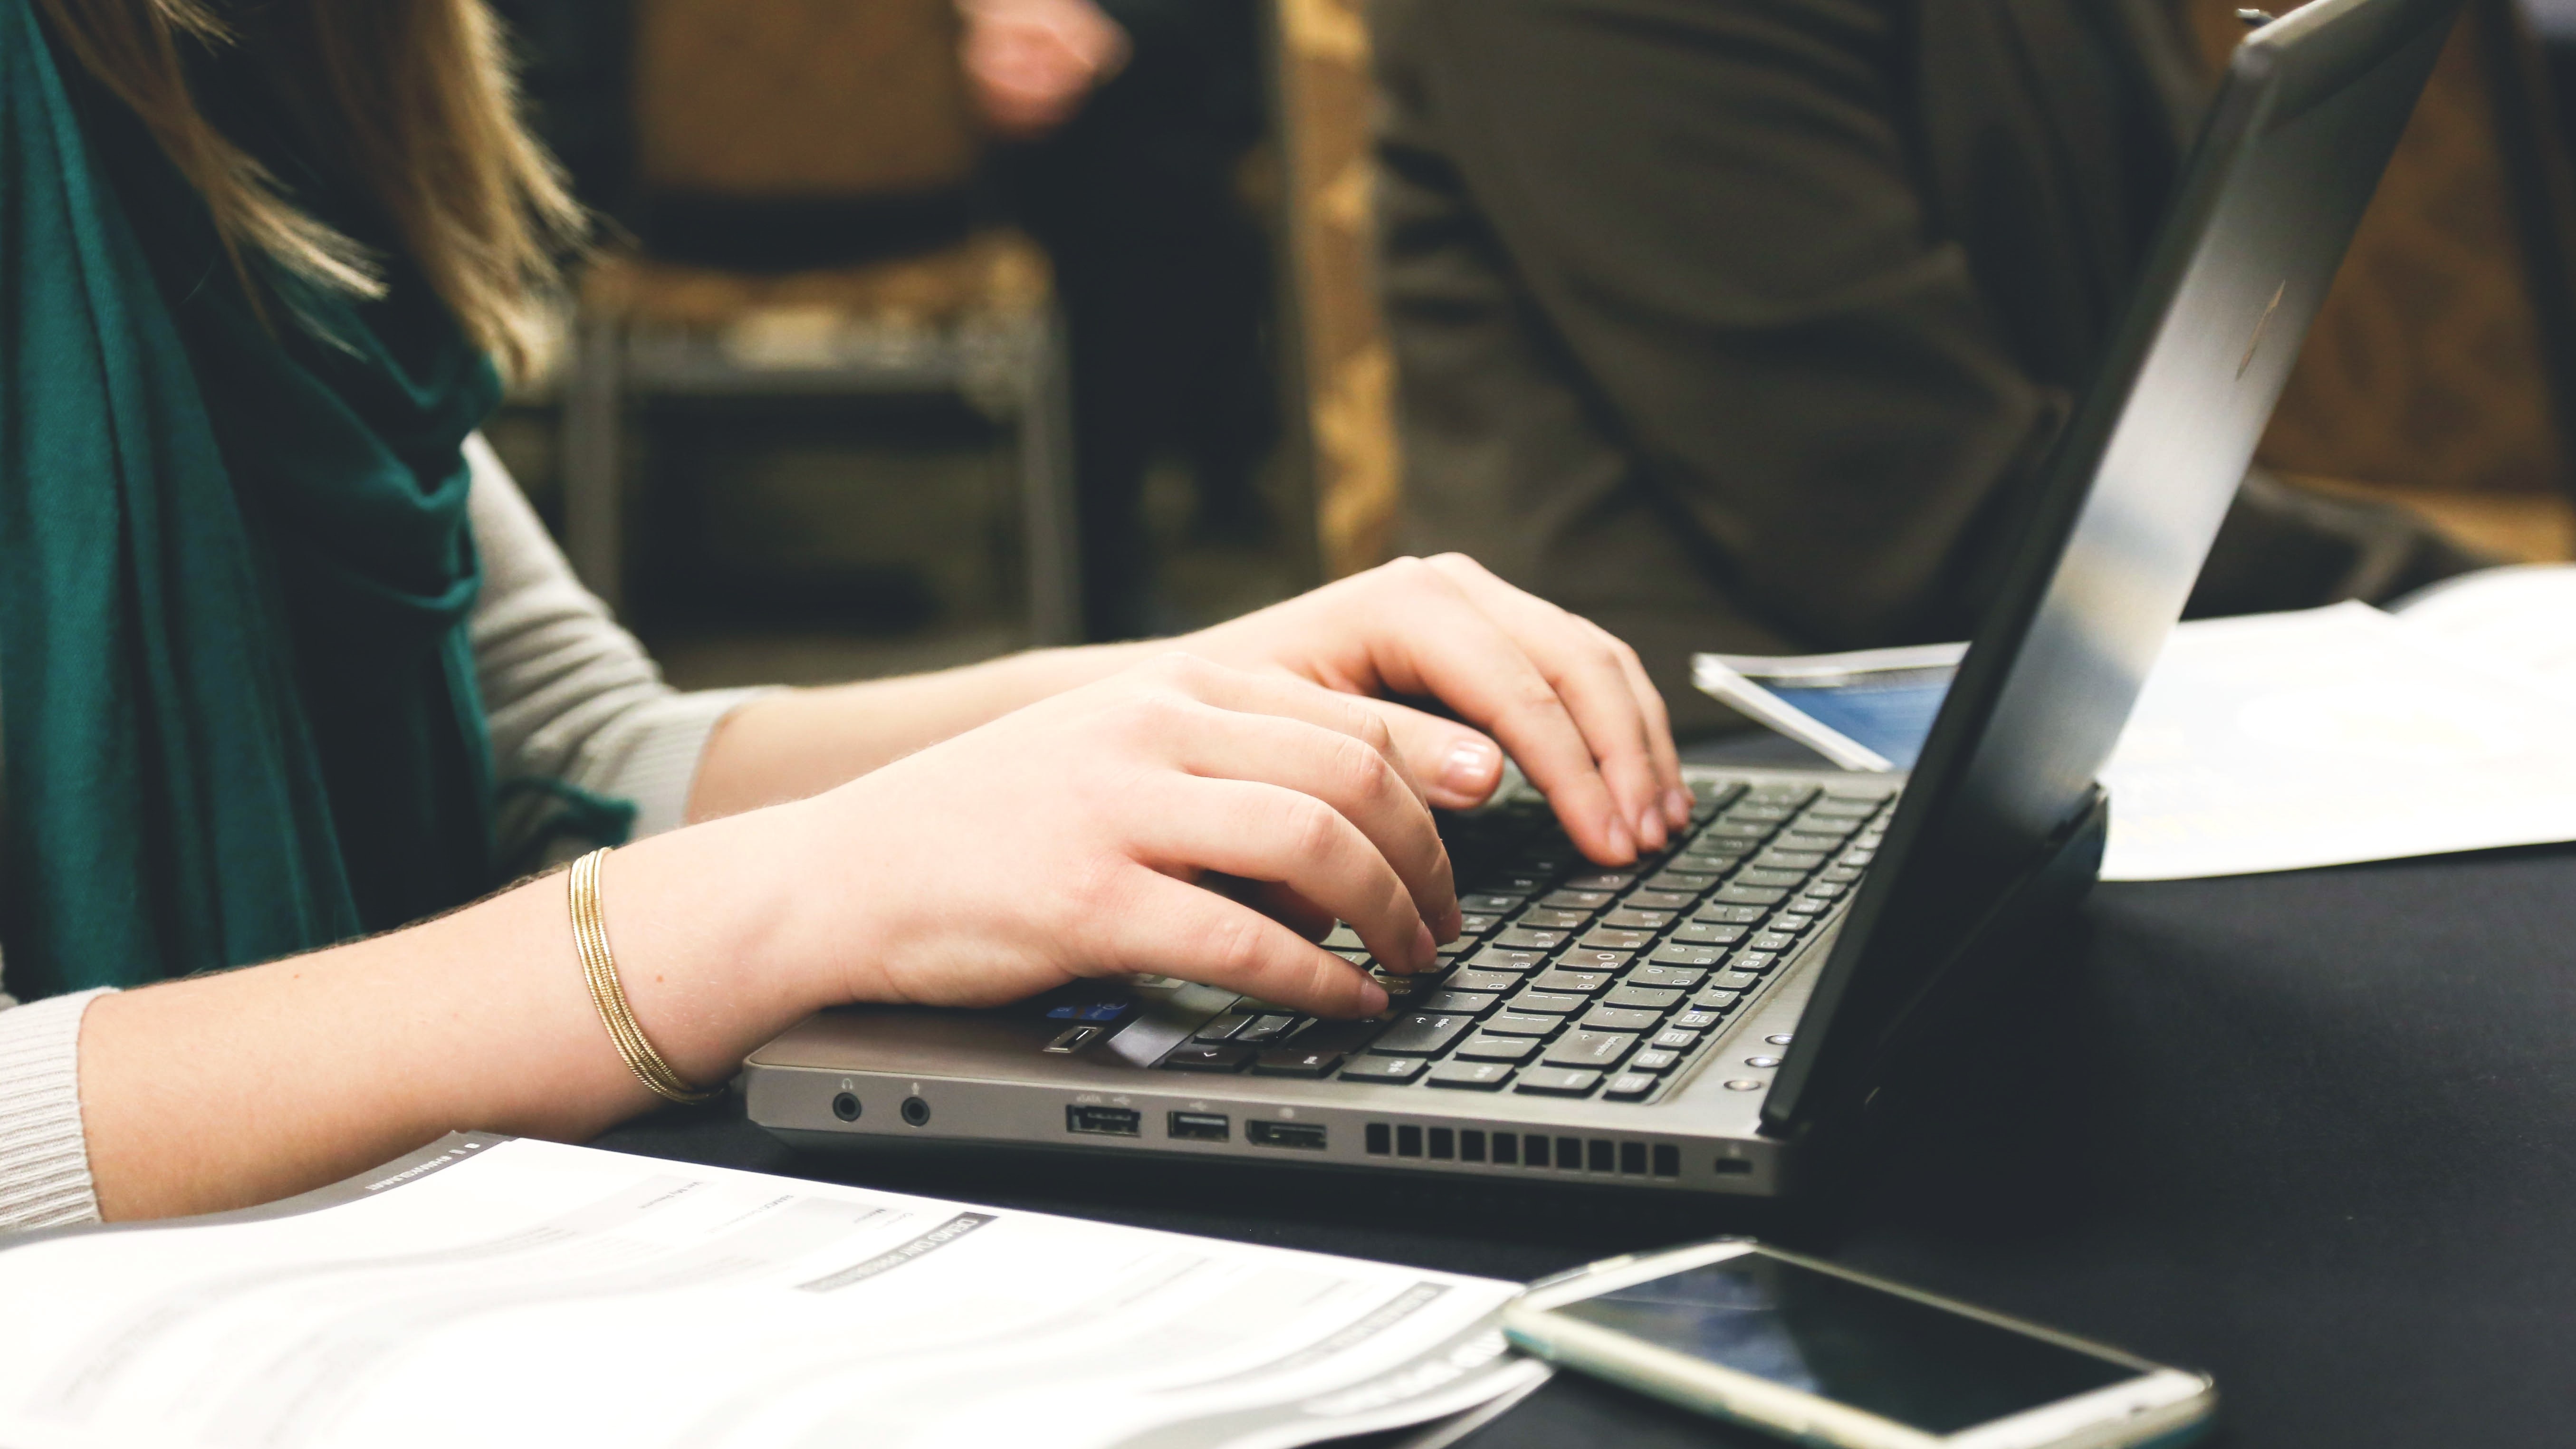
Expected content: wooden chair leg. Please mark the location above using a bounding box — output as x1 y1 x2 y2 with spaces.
562 313 629 614
1018 308 1083 646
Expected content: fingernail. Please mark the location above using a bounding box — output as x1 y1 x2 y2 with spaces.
1440 737 1501 796
1412 921 1439 970
1358 979 1390 1014
1665 788 1692 828
1637 808 1666 852
1606 816 1635 861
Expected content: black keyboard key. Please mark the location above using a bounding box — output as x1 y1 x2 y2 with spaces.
1540 888 1617 911
1579 1006 1663 1034
1427 1060 1515 1090
1339 1055 1424 1083
1693 988 1744 1012
1235 1014 1300 1044
1626 889 1696 912
1454 1035 1538 1062
1779 831 1850 853
1728 950 1781 973
1745 784 1820 806
1456 913 1502 937
1734 868 1807 889
1841 848 1877 866
1670 1008 1725 1031
1467 947 1549 973
1642 870 1721 895
1481 1011 1563 1037
1578 928 1656 951
1694 903 1769 925
1629 1048 1683 1073
1821 866 1865 884
1649 1027 1702 1051
1252 1048 1344 1077
1754 850 1826 871
1563 870 1639 891
1514 908 1592 931
1556 947 1637 973
1368 1013 1475 1056
1714 885 1787 906
1513 1066 1604 1097
1441 968 1523 994
1748 932 1800 953
1625 965 1707 991
1808 797 1880 817
1508 988 1588 1015
1600 908 1675 931
1418 990 1500 1015
1711 969 1764 992
1295 1019 1389 1053
1604 1072 1658 1102
1802 881 1848 900
1668 924 1747 950
1544 1031 1638 1068
1493 927 1570 951
1648 942 1730 968
1480 873 1551 896
1193 1012 1254 1042
1460 893 1526 913
1529 969 1612 995
1163 1045 1253 1072
1701 820 1771 842
1603 985 1682 1010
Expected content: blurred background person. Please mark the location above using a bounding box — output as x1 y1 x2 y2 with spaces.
1370 0 2487 731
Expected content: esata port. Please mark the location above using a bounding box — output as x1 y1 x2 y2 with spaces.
1066 1104 1141 1137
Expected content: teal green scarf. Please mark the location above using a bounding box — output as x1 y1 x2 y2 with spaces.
0 0 503 998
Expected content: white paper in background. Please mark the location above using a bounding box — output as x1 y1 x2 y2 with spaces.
2387 562 2576 702
0 1139 1544 1449
2099 600 2576 881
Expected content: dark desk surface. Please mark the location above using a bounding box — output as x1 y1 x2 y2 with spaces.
598 841 2576 1448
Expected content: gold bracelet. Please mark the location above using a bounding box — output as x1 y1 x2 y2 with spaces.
568 848 722 1106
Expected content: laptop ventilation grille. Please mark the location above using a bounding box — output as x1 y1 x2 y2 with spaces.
1362 1123 1681 1178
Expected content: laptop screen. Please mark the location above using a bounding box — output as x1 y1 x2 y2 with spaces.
1763 0 2465 1132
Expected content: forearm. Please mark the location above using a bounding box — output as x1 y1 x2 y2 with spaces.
77 806 818 1221
686 641 1160 819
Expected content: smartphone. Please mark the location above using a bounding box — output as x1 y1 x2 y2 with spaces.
1502 1239 2214 1449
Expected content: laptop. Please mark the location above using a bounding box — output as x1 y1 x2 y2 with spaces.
743 0 2461 1196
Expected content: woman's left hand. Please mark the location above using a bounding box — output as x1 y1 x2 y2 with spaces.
1174 555 1688 866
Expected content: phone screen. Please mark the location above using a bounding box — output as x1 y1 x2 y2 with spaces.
1557 1251 2139 1433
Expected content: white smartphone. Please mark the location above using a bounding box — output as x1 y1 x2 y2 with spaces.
1503 1239 2214 1449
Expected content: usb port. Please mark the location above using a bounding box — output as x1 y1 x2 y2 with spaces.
1066 1105 1141 1137
1168 1112 1230 1142
1246 1120 1326 1151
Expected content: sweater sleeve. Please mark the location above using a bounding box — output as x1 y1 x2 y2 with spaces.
464 436 773 865
0 988 108 1232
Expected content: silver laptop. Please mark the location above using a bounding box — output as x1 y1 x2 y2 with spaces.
744 0 2459 1196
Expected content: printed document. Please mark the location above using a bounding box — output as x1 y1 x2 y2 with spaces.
0 1136 1544 1449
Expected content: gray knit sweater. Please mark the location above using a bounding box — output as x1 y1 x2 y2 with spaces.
0 437 765 1231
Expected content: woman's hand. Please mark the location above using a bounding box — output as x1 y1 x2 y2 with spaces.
1173 555 1689 865
765 653 1460 1019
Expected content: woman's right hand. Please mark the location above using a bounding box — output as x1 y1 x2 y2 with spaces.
757 653 1463 1022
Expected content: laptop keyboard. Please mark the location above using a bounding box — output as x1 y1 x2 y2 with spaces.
1152 777 1897 1102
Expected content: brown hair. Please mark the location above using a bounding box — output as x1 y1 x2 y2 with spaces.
35 0 581 375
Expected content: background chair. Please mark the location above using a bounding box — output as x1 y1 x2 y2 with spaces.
557 0 1081 643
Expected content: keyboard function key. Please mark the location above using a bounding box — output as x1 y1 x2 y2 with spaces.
1368 1013 1475 1056
1337 1054 1424 1083
1252 1049 1345 1078
1602 985 1683 1010
1507 988 1588 1016
1544 1030 1639 1068
1427 1060 1516 1091
1579 1006 1663 1034
1513 1066 1604 1097
1162 1045 1254 1072
1604 1072 1658 1102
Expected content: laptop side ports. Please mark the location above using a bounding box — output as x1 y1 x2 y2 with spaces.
1066 1105 1142 1137
1246 1120 1326 1151
1168 1112 1230 1142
